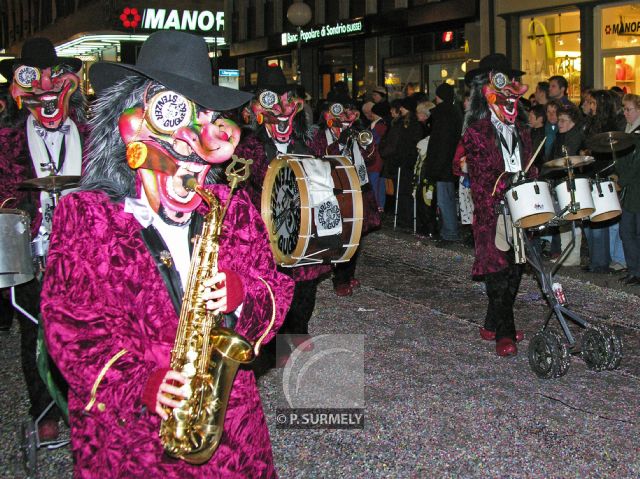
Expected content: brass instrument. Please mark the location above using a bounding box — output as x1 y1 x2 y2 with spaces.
159 156 255 464
353 129 373 147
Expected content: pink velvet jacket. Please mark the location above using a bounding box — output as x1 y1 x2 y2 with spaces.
235 134 331 282
40 186 294 478
454 118 532 278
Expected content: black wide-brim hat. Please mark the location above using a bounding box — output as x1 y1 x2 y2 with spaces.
9 37 82 73
90 31 253 111
0 59 13 84
254 63 297 95
464 53 525 85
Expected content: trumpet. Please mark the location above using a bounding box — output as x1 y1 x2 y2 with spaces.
351 129 374 148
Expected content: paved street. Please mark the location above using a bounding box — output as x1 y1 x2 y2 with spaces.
1 226 639 478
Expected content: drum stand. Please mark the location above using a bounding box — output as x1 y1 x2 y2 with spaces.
10 184 69 478
11 287 70 478
515 193 623 379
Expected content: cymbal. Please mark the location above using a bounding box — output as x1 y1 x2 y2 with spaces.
586 131 635 153
20 175 80 191
543 155 595 169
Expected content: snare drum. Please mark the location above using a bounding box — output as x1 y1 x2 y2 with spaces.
0 209 35 288
590 179 621 222
261 155 363 266
554 176 595 220
506 179 555 228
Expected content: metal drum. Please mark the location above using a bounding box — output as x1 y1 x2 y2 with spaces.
0 209 34 288
554 176 595 221
590 179 621 222
506 179 555 228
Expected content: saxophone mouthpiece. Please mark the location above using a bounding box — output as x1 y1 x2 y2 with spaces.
182 175 199 192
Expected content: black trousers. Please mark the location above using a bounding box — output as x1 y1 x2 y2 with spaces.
15 278 63 421
333 249 359 287
279 279 319 336
483 258 523 341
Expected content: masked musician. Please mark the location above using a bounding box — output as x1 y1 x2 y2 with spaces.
0 37 88 440
308 89 382 296
235 64 330 364
40 31 293 477
453 54 531 357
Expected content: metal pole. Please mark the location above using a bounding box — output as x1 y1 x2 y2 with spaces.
394 167 401 230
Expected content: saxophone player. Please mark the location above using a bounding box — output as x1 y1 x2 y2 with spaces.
40 31 294 478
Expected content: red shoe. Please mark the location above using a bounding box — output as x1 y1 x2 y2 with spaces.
291 335 314 352
38 419 59 441
349 278 361 289
496 338 518 357
334 284 353 297
479 328 524 342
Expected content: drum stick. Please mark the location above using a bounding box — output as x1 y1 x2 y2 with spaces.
524 137 546 174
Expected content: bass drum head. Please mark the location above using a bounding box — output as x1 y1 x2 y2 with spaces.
261 157 310 265
261 155 363 266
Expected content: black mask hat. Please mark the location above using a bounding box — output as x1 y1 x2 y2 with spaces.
255 63 297 95
464 53 525 85
90 31 253 111
10 37 82 72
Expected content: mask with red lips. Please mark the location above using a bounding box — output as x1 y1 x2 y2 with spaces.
482 71 528 125
250 90 302 143
10 64 78 130
322 102 360 140
119 82 241 225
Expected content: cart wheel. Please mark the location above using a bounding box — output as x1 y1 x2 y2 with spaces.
528 330 571 379
581 326 614 371
19 419 37 478
595 325 623 370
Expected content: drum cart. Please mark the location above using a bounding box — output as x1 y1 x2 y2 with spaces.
522 223 622 379
505 155 623 379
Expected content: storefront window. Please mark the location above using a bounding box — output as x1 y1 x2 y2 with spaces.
520 10 581 102
599 3 640 94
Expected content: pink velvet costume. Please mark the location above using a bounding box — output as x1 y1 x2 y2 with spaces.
40 184 294 478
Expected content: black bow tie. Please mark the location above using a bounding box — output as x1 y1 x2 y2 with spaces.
32 118 70 139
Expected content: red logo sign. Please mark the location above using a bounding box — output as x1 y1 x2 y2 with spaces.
120 7 141 29
442 31 453 43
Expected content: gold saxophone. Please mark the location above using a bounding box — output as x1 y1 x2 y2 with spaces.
159 156 255 464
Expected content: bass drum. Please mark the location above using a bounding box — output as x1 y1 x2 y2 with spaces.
261 155 363 267
0 209 34 288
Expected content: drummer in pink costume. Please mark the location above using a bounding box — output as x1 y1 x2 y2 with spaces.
40 31 293 478
0 37 89 440
454 54 532 357
235 63 329 365
308 87 382 297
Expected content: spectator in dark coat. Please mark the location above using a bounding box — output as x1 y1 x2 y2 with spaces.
425 82 463 242
380 98 423 226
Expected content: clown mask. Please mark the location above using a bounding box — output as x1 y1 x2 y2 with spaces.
250 90 303 143
10 63 79 130
482 71 528 124
322 102 359 140
118 82 241 225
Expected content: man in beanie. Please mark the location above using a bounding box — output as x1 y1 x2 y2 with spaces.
425 82 463 243
453 53 530 357
40 31 293 477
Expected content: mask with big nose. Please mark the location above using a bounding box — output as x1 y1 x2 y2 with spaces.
119 82 241 224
